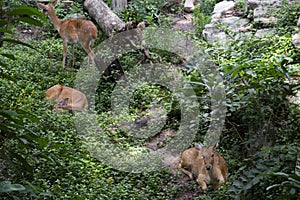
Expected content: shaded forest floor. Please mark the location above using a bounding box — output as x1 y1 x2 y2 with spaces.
13 2 205 199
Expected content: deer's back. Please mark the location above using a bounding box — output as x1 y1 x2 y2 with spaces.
60 20 98 41
214 153 228 180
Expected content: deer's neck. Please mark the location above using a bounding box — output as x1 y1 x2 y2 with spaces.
48 7 62 33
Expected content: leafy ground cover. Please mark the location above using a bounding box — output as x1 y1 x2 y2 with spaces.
1 0 300 199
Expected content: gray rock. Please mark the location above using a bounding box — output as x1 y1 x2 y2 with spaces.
254 16 278 24
292 32 300 49
213 0 235 14
202 0 300 44
255 28 275 37
202 28 228 44
247 0 280 6
248 0 300 10
253 6 278 24
184 0 195 12
220 17 250 32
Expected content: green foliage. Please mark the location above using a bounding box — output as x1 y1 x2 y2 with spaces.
211 34 299 125
228 144 299 199
0 3 46 67
197 0 223 16
3 0 36 7
0 3 81 198
192 6 211 36
120 0 166 25
53 0 85 20
275 1 300 34
266 159 300 199
192 0 224 37
0 181 25 193
251 0 300 34
204 27 300 199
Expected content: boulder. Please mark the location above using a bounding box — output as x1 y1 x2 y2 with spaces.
202 25 228 44
202 0 300 45
220 16 249 32
253 5 279 25
254 28 275 37
211 0 235 21
202 1 249 44
184 0 195 12
292 32 300 49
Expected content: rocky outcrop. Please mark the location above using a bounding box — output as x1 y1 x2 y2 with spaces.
184 0 195 12
202 0 300 47
292 32 300 49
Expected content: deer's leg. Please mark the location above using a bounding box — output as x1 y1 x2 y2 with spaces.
213 168 225 183
81 41 95 66
178 163 193 180
62 40 68 68
196 174 208 192
88 51 96 66
89 40 96 65
72 43 75 67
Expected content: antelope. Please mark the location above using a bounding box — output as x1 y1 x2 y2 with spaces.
37 0 98 68
45 84 89 111
178 142 228 192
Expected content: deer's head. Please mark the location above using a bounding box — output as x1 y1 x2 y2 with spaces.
37 0 58 16
195 142 218 171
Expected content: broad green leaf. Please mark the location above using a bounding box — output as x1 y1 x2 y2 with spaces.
9 151 32 171
232 180 243 188
24 181 43 193
15 16 44 27
0 28 13 34
0 19 8 26
17 110 39 123
0 110 20 122
0 38 36 50
1 53 16 60
0 181 25 193
8 5 47 22
266 183 281 191
0 61 8 67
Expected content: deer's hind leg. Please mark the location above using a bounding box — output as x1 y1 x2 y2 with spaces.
72 43 75 67
178 162 193 180
62 40 68 68
80 40 95 66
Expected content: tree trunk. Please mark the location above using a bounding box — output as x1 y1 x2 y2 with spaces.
84 0 125 36
112 0 127 12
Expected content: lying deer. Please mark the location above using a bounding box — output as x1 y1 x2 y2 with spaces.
45 84 88 111
37 0 98 68
178 142 228 192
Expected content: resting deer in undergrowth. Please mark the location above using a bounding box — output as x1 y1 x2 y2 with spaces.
178 142 228 192
45 84 89 111
37 0 98 68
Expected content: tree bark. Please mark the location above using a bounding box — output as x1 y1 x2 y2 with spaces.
112 0 127 12
84 0 125 36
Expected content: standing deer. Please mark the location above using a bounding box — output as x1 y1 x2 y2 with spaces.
37 0 98 68
178 142 228 192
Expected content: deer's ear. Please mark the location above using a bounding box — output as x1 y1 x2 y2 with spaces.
212 141 219 150
195 143 203 151
52 0 59 7
37 3 46 10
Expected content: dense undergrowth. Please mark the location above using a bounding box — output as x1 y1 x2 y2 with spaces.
1 0 300 199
